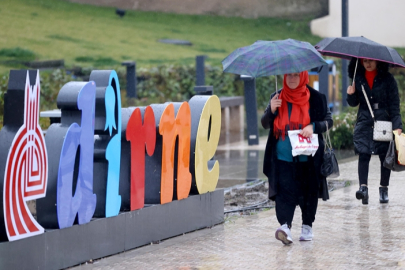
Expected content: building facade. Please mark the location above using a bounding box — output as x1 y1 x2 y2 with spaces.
311 0 405 47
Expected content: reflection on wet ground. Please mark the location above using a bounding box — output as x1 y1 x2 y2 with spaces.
217 130 245 146
72 156 405 270
216 133 355 189
215 149 264 189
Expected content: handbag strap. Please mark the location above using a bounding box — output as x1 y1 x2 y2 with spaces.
323 121 333 151
360 84 375 121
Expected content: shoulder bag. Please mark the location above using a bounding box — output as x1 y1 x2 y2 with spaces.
321 121 340 178
361 85 392 141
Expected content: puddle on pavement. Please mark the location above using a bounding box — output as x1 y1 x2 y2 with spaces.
215 149 265 189
218 131 245 146
216 179 260 189
215 148 355 189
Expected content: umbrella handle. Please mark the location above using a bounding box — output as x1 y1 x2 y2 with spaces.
275 75 278 98
352 58 359 86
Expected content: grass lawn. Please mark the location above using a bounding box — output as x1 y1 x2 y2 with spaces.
0 0 329 75
1 0 404 76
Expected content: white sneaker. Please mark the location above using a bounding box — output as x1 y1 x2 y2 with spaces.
275 224 293 245
299 224 313 241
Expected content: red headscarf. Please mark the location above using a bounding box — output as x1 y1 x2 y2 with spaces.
273 71 311 140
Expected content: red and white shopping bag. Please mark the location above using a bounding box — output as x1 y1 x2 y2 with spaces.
287 130 319 157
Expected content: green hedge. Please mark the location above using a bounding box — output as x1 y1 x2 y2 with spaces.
0 64 278 125
329 111 356 150
135 65 244 104
0 65 404 149
0 70 75 127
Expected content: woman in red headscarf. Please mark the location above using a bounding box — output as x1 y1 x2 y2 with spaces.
261 71 333 245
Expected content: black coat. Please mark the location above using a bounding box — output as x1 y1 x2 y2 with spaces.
347 59 402 155
261 86 333 201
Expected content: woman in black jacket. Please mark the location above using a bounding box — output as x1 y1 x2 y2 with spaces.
347 58 402 204
261 71 332 245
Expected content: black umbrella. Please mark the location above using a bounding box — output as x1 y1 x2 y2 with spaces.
315 36 405 68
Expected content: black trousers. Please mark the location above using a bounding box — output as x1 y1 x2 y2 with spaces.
275 159 318 228
358 153 391 186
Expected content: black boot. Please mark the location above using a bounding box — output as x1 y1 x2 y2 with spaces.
356 186 369 205
379 187 389 203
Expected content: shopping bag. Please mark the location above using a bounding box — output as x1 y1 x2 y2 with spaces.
383 140 405 172
288 130 319 157
393 130 405 165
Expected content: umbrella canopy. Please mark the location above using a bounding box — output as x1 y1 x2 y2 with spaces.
315 36 405 68
222 39 327 77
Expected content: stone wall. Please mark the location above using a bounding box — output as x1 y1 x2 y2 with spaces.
68 0 328 19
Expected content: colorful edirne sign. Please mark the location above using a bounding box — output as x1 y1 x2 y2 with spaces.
0 69 221 242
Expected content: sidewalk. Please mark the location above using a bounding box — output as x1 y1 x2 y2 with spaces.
71 149 405 269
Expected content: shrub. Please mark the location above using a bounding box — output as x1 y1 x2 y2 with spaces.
135 64 244 104
0 75 7 125
255 75 283 109
0 69 76 127
329 112 356 150
0 64 404 140
39 69 79 110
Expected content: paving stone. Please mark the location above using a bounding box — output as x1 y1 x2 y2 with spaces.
71 156 405 269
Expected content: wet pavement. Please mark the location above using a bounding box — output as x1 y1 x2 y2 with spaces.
70 137 405 270
215 134 356 189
